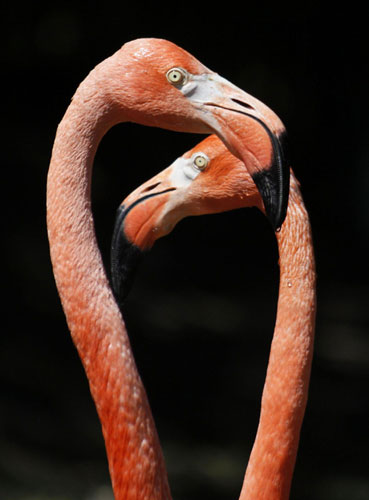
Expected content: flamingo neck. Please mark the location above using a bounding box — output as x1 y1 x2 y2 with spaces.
47 79 171 500
240 176 316 500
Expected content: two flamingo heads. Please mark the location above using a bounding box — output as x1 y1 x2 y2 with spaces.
91 38 289 228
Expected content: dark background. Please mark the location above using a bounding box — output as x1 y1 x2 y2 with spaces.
3 3 369 500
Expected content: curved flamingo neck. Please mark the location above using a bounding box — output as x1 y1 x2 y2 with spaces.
47 80 171 500
239 175 316 500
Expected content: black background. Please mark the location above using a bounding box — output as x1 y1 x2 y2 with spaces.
3 3 369 500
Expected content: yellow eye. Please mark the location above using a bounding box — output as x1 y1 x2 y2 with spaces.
193 153 209 171
166 67 188 86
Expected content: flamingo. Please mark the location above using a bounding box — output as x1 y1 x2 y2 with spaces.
111 134 316 500
47 38 291 500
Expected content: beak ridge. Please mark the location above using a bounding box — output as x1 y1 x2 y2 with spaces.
111 186 177 305
251 128 290 230
187 73 290 229
111 204 144 306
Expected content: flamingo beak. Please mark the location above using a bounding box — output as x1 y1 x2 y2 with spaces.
110 203 143 306
111 169 178 305
182 72 290 229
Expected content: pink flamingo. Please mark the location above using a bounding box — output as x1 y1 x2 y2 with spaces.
112 134 316 500
47 38 291 499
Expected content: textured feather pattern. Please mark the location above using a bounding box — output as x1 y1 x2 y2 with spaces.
240 175 316 500
47 85 171 500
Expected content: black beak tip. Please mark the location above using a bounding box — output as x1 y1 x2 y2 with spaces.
111 205 144 307
252 130 290 231
252 170 289 230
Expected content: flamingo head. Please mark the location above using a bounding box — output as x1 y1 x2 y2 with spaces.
111 135 263 303
97 38 289 230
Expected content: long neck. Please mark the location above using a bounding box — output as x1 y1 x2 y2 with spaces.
47 80 171 500
239 175 316 500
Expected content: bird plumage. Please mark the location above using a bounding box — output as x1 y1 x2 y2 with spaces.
47 39 299 500
112 135 316 499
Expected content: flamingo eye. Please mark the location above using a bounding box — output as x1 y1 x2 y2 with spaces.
192 153 209 171
166 67 188 86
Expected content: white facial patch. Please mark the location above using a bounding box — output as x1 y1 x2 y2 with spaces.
181 73 224 103
169 152 209 187
166 67 228 132
179 73 229 132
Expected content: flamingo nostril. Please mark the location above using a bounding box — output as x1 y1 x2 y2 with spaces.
231 98 255 111
142 182 161 193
